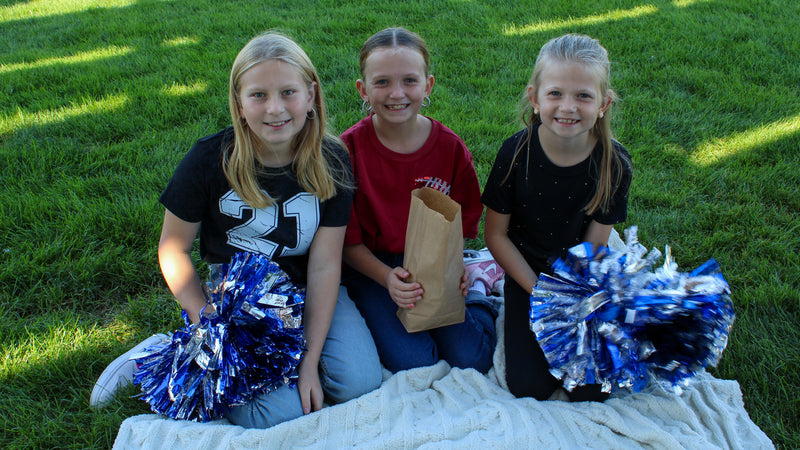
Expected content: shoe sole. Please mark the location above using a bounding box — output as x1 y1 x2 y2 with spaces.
89 333 169 407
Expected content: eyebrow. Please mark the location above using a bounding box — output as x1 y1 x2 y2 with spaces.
369 71 423 79
243 81 304 91
542 85 596 93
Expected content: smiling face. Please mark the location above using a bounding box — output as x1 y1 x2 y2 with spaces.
238 59 315 164
528 60 610 146
357 46 433 127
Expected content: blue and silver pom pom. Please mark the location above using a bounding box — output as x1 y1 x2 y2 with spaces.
530 227 734 394
133 252 306 421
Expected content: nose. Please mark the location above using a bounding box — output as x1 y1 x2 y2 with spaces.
266 96 283 114
389 83 404 99
559 98 577 112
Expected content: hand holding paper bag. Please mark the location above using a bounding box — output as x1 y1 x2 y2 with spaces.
398 187 466 333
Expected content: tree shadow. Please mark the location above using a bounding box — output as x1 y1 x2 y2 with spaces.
1 1 798 447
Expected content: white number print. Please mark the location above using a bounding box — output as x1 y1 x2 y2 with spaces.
219 190 320 258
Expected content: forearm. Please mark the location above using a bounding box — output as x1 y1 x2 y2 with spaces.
486 233 538 294
301 264 340 367
485 209 538 293
303 226 347 366
158 243 207 324
583 221 613 249
343 243 392 288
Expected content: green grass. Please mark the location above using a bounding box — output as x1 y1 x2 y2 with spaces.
1 0 798 448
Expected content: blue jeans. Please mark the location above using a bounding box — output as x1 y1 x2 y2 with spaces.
225 286 382 428
343 252 497 374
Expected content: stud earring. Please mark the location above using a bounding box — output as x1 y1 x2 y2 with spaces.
599 111 604 118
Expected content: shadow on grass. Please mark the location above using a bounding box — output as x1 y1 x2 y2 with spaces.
2 0 799 448
0 293 182 448
0 337 153 448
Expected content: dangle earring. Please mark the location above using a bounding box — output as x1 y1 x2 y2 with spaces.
306 108 317 120
422 96 431 107
362 100 373 113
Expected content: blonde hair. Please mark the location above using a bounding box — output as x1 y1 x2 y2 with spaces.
510 33 629 215
226 31 348 209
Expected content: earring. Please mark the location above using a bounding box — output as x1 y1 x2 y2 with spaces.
306 108 317 120
362 100 373 113
422 96 431 107
599 111 604 118
533 108 539 115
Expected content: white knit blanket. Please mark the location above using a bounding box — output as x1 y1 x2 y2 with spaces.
114 313 773 450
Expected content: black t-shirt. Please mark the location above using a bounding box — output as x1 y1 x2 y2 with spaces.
159 127 352 283
481 126 632 275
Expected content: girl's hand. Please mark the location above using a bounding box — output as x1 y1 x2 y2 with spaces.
460 266 469 297
385 267 423 309
296 356 324 415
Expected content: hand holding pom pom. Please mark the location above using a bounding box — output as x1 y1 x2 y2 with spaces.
132 252 306 421
530 227 735 394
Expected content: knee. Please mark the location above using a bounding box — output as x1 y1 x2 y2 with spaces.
506 375 556 401
445 349 494 374
381 348 438 373
225 389 303 428
566 384 610 403
505 361 559 401
322 360 382 404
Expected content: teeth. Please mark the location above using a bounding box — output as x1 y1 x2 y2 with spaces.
386 105 406 110
557 119 578 124
267 120 289 126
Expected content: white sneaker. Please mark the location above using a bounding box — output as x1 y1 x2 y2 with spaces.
90 333 170 407
463 248 493 266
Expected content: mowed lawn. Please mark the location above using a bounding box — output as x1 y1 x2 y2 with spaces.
1 0 798 448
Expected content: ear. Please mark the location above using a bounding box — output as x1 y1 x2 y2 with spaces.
306 81 317 111
424 74 435 97
356 79 369 102
600 90 614 114
526 85 539 111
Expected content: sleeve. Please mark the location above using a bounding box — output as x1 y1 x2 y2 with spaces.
340 131 364 246
480 133 520 215
159 138 217 223
319 140 354 228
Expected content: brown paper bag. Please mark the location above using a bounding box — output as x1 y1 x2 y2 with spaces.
398 187 465 332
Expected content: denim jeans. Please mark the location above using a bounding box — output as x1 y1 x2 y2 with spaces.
225 286 382 428
343 252 497 374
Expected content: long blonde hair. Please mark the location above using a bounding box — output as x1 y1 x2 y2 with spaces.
226 32 349 209
510 33 629 215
